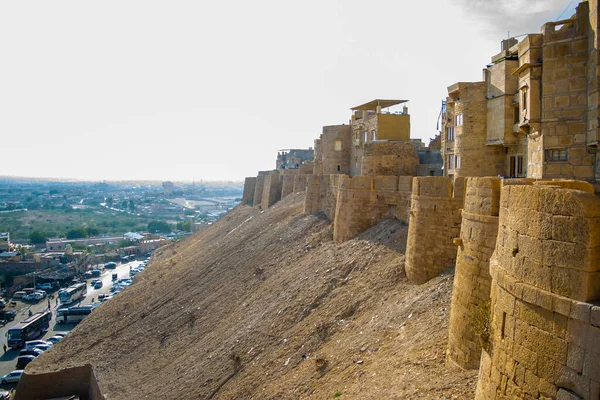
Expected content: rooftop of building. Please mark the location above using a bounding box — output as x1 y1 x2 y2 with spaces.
351 99 408 111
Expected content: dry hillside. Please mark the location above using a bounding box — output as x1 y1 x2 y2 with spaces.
28 192 477 399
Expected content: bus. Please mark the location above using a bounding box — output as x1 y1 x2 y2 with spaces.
56 305 96 324
59 283 87 305
6 311 52 348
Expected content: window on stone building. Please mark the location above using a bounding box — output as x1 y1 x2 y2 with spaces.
513 107 520 124
363 131 368 143
522 88 528 114
372 130 377 141
334 140 342 151
455 155 461 169
447 127 455 141
545 149 568 162
455 114 463 126
337 165 341 172
449 155 455 169
509 155 524 177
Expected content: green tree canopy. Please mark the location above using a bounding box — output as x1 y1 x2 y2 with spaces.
148 220 172 234
176 220 191 232
66 227 88 239
29 230 48 244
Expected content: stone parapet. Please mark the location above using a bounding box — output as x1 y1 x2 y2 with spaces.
261 171 281 209
241 177 256 205
252 171 270 209
16 364 102 399
475 182 600 400
280 174 295 199
447 177 501 370
405 176 465 284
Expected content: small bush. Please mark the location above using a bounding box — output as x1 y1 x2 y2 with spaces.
470 300 491 352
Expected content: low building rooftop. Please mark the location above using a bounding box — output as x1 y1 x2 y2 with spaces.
351 99 408 111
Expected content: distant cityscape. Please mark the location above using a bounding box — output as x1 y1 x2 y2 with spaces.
0 177 243 295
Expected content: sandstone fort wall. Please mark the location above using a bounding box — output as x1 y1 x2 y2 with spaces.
16 364 102 400
475 182 600 400
447 177 502 369
405 176 465 284
242 177 256 205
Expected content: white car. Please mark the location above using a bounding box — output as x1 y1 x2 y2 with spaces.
46 336 63 345
24 340 51 350
1 370 23 384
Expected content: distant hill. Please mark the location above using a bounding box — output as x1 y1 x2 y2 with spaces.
24 192 476 399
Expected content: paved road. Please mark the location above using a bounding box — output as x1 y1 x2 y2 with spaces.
0 260 142 390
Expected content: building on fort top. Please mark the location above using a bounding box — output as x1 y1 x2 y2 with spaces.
276 148 314 170
349 99 411 176
441 4 600 193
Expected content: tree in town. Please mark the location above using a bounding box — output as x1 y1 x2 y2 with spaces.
66 227 88 239
29 230 48 244
148 220 172 234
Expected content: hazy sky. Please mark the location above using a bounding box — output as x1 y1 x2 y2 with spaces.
0 0 578 182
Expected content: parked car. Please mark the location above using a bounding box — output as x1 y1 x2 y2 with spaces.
16 355 36 369
22 294 36 302
19 349 43 357
33 344 52 352
104 262 117 269
36 283 54 290
0 310 17 322
0 388 11 399
24 340 51 350
53 333 68 339
93 281 103 289
0 299 7 309
0 370 23 385
46 336 63 345
12 291 26 299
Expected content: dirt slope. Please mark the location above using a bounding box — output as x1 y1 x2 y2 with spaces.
27 192 477 399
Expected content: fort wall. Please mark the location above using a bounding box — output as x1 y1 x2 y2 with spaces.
280 172 296 199
333 175 400 242
447 177 502 369
321 125 352 175
475 182 600 400
360 141 419 176
241 177 256 205
261 171 282 209
16 364 102 400
252 171 270 208
405 176 465 284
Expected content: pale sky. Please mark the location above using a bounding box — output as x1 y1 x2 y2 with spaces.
0 0 578 182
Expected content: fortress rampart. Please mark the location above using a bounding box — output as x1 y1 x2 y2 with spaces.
16 364 102 400
302 173 414 242
261 171 282 209
360 141 419 176
474 182 600 400
241 177 256 205
405 176 465 284
252 171 270 208
446 178 540 370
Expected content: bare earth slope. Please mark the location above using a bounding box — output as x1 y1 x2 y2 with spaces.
27 192 477 399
